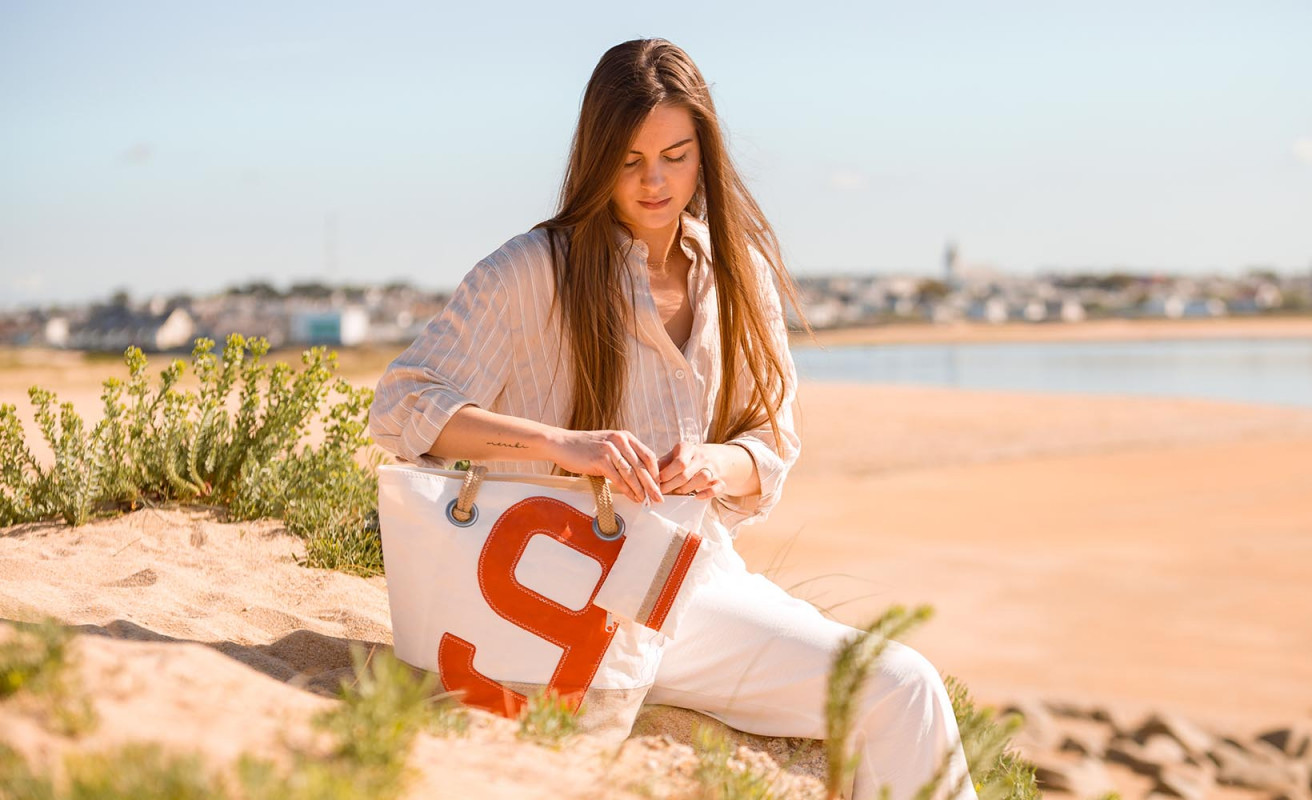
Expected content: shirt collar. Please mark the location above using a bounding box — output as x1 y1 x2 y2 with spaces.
612 211 711 263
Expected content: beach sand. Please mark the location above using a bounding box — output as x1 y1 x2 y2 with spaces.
738 382 1312 736
2 317 1309 798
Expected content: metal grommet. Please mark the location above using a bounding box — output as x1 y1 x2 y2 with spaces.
592 513 626 542
445 498 478 528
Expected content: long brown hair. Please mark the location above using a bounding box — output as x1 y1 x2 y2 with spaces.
533 38 809 455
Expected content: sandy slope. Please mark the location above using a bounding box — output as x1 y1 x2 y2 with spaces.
0 508 825 799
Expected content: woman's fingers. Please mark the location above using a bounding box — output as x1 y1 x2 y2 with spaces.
603 457 643 503
692 476 726 500
614 440 662 504
635 442 663 499
559 433 721 504
658 443 720 497
657 442 691 493
586 431 662 504
606 447 646 504
673 467 718 497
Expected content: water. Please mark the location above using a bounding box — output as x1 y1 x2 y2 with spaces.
792 337 1312 408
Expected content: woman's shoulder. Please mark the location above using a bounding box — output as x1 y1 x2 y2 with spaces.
459 225 561 304
477 226 560 276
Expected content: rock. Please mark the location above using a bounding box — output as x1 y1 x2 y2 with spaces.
1043 700 1145 739
1141 734 1189 765
1153 760 1217 800
1002 699 1061 751
1030 753 1116 797
1252 736 1300 764
1100 706 1147 739
1259 722 1312 759
1209 739 1308 794
1043 699 1102 721
1133 711 1216 758
1106 737 1164 780
1059 727 1106 758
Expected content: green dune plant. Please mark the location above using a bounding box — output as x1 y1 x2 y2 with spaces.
0 619 96 736
241 645 467 800
0 335 383 575
0 742 228 800
941 676 1037 800
823 604 1038 800
690 725 783 800
517 688 581 748
824 605 933 800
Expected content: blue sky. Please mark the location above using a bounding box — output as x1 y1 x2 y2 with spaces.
2 1 1310 308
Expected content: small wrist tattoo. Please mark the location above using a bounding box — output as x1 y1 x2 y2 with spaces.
487 440 529 450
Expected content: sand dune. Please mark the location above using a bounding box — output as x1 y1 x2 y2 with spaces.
0 508 827 799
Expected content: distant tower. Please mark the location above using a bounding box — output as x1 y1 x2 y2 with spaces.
943 240 959 291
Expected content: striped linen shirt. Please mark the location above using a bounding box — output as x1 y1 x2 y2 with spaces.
368 212 800 534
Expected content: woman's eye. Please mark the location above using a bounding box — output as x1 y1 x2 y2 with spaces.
624 154 687 168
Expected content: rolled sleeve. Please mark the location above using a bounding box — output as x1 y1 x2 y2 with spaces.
369 260 515 466
713 258 801 532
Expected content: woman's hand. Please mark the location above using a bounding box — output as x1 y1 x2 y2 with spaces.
657 442 731 500
547 429 663 505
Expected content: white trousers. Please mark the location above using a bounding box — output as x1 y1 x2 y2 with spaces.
646 542 979 800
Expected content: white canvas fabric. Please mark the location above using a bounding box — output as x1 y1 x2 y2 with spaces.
378 464 710 738
591 514 713 640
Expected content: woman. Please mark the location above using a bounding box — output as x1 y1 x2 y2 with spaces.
369 38 977 800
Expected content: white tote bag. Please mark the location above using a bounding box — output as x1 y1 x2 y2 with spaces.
378 463 711 737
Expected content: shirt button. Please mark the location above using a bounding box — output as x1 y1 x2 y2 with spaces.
675 369 686 379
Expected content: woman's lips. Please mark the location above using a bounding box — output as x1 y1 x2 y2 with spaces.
638 198 671 209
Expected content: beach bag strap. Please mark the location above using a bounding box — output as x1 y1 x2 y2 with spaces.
585 475 622 539
448 465 488 524
450 464 623 540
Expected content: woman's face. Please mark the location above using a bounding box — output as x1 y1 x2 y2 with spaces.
611 103 701 237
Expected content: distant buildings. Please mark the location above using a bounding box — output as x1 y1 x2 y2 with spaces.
788 266 1307 329
0 266 1308 352
0 283 448 352
34 304 196 353
289 308 369 346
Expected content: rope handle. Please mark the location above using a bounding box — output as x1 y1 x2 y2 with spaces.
586 475 619 538
450 463 620 538
450 465 488 523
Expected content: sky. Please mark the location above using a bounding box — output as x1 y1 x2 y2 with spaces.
2 1 1310 309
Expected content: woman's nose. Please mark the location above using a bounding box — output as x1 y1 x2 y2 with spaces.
640 161 665 188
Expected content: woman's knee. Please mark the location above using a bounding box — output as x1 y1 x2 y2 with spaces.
860 640 953 718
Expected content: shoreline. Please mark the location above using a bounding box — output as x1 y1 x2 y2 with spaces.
4 316 1312 373
790 314 1312 347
